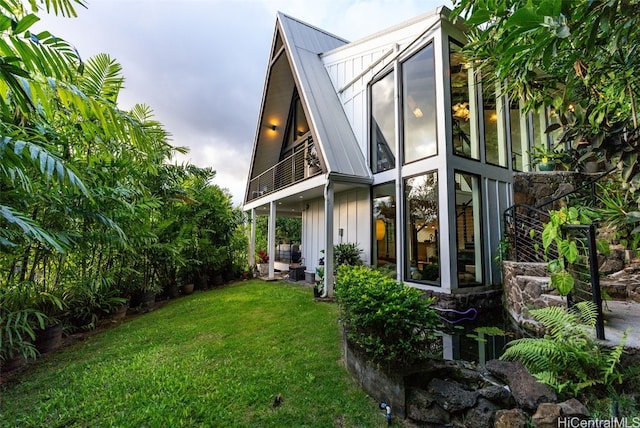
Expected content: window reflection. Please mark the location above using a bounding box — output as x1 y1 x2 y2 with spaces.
450 40 476 159
373 183 396 277
405 172 439 285
371 72 396 173
455 172 482 287
509 97 525 171
483 83 506 166
403 44 437 163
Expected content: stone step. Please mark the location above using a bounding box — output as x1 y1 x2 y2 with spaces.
515 275 554 294
503 261 547 277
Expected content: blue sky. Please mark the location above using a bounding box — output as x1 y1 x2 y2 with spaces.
36 0 453 205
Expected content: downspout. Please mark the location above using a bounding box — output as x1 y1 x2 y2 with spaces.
323 180 334 298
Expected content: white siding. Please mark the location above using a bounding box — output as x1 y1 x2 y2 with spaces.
302 188 371 271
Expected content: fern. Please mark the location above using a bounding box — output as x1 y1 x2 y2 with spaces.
502 301 627 398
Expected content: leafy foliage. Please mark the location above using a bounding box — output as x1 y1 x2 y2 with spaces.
452 0 640 203
542 206 600 295
335 265 440 368
334 242 363 266
501 301 627 398
0 2 243 363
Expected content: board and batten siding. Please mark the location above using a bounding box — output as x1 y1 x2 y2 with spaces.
302 188 371 272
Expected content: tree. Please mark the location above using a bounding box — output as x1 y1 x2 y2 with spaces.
452 0 640 203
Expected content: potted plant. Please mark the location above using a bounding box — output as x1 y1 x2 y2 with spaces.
1 287 47 373
528 143 568 171
256 250 269 276
305 146 321 174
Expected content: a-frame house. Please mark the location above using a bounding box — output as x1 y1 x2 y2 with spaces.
244 7 558 298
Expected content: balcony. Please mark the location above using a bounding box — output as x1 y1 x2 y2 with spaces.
247 136 322 202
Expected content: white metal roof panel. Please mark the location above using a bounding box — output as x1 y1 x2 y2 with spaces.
277 13 372 182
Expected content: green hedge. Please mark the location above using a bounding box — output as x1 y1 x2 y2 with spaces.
335 265 440 368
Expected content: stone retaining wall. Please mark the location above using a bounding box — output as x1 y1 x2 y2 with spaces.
343 338 590 427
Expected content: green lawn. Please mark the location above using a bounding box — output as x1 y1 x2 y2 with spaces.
0 280 393 427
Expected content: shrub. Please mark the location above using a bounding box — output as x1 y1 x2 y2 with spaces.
335 265 440 368
256 250 269 264
334 243 363 266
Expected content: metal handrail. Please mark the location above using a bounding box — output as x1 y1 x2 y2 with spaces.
246 136 322 202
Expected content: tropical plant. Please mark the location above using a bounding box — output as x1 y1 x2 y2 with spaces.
314 266 325 296
334 242 363 266
0 287 47 364
501 301 627 398
541 206 602 296
528 143 570 170
256 250 269 264
595 180 640 256
335 265 440 368
452 1 640 204
63 278 126 331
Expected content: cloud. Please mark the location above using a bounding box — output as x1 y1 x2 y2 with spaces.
35 0 452 206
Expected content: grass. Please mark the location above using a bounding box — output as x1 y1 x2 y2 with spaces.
0 280 395 427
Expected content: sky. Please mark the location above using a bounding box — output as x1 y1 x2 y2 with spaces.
35 0 454 206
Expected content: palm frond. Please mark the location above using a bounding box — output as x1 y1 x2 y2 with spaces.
79 53 123 102
0 204 66 251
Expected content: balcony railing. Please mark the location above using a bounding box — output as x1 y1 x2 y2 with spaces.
247 136 322 202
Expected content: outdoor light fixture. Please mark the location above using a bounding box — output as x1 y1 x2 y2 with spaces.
270 124 277 131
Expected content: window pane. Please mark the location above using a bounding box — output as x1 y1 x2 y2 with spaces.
450 41 476 159
509 97 526 171
403 44 437 163
371 72 396 173
373 182 396 276
483 83 506 166
405 172 439 285
295 97 309 139
455 172 482 287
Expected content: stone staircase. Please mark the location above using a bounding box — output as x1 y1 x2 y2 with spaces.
503 259 640 348
502 261 563 333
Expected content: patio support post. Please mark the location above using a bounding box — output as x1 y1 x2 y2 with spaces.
268 201 276 280
249 209 256 269
323 180 335 297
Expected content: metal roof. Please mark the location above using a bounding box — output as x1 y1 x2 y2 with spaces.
277 13 372 181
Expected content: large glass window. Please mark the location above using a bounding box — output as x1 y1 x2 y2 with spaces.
482 83 507 166
449 40 477 159
371 72 396 173
455 172 483 287
403 44 437 163
509 97 526 171
405 172 439 285
373 183 397 276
